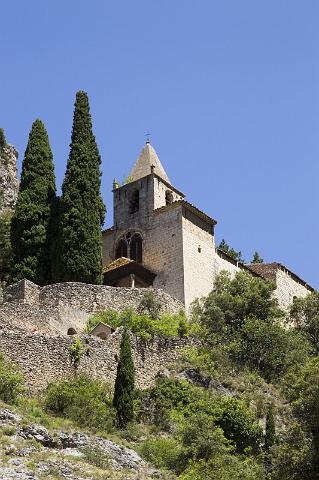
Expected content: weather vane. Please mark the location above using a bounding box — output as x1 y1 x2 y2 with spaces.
145 132 151 144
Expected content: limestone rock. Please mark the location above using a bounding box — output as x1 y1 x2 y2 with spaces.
0 144 19 215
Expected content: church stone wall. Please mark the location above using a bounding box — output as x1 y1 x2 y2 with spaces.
0 329 191 393
213 252 242 279
182 212 216 308
146 206 185 303
274 269 311 310
153 176 183 210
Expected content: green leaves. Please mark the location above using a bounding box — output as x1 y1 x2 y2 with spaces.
10 119 56 285
55 91 106 284
113 330 135 427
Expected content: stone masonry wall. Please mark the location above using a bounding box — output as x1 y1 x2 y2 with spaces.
275 268 311 310
182 212 215 309
0 328 191 393
1 281 184 335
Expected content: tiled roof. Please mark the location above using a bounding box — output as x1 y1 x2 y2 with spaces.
246 262 314 291
102 227 113 235
102 257 133 273
154 200 217 226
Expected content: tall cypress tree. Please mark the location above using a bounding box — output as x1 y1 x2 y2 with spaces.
10 120 56 285
265 404 276 451
113 329 135 427
55 91 105 284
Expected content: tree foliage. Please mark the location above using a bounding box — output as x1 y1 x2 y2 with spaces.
193 271 282 337
251 251 264 263
0 212 12 287
113 329 135 427
54 91 105 284
290 292 319 354
10 119 56 285
85 308 188 339
265 404 276 451
218 239 244 262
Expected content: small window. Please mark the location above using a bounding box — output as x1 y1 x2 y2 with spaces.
166 190 173 205
130 234 143 263
116 239 128 259
129 189 140 214
67 328 77 335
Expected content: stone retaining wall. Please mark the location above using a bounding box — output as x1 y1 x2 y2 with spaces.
1 280 184 335
0 329 191 392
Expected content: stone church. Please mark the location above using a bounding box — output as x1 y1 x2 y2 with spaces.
102 142 314 310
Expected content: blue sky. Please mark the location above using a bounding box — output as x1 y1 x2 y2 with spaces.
1 1 318 287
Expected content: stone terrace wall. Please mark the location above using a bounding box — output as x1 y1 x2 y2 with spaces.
39 282 183 314
0 329 190 392
1 281 184 335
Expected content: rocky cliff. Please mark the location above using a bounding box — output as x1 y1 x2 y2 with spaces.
0 144 19 214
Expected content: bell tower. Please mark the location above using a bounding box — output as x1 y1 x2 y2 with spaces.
112 141 184 232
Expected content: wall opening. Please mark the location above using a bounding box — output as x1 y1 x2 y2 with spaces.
130 234 143 263
129 189 140 214
115 239 128 259
166 190 173 205
67 328 77 335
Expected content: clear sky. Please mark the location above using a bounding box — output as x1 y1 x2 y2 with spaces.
1 1 318 287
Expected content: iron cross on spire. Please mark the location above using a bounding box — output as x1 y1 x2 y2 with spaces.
145 132 151 144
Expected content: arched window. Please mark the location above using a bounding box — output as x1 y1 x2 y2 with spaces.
130 234 142 263
115 239 128 259
166 190 173 205
129 189 140 214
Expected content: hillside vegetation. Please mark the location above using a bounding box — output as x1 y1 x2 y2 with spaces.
1 271 319 479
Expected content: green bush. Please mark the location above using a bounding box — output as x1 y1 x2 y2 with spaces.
0 353 24 403
140 378 262 452
85 308 189 339
139 437 181 470
44 374 114 431
82 444 110 469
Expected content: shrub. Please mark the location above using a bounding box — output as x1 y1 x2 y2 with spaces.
139 437 181 470
0 353 24 403
82 444 110 469
70 337 83 365
44 374 114 431
86 308 189 339
140 378 262 452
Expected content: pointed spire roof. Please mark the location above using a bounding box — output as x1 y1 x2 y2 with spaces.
129 142 171 183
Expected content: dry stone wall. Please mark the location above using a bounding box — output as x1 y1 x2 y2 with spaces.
1 280 184 335
0 328 191 393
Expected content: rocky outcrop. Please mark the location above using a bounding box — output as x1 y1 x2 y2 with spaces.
0 144 19 214
0 408 163 479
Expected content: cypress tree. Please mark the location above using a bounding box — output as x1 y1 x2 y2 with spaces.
113 329 135 427
265 404 276 451
55 91 105 284
10 120 56 285
0 128 6 149
252 251 264 264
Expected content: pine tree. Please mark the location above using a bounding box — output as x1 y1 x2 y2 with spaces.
252 251 264 264
10 120 56 285
0 128 6 149
54 91 105 284
113 329 135 427
265 404 276 450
